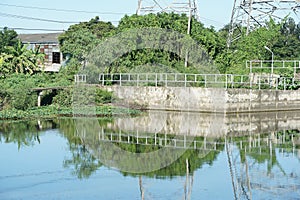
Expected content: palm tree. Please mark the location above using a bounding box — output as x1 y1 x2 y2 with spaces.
1 40 44 75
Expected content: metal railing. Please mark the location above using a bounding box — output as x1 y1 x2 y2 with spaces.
99 73 228 88
74 74 86 83
73 73 300 90
246 60 300 80
247 60 300 69
94 73 299 90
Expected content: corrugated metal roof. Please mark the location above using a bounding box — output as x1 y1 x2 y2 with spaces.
18 32 62 44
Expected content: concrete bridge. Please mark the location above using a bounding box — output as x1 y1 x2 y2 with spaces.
31 86 69 107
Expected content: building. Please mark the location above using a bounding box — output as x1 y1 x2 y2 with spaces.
18 32 63 72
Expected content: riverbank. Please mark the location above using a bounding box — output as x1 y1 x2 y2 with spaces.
0 105 141 120
104 86 300 113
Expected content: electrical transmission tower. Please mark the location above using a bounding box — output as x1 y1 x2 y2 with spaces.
136 0 200 21
227 0 300 47
136 0 200 67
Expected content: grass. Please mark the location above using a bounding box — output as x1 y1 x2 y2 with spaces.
0 105 141 120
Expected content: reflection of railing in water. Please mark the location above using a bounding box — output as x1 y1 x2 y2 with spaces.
77 129 223 152
226 130 300 199
73 121 300 198
76 128 300 154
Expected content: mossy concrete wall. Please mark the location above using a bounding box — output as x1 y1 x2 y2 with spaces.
102 86 300 113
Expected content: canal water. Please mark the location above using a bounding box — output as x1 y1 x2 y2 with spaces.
0 111 300 199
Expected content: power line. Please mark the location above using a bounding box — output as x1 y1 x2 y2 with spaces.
0 3 129 15
0 3 226 30
0 12 80 24
201 16 227 27
0 27 65 32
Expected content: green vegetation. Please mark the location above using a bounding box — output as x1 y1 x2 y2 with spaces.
1 14 300 118
0 105 140 120
0 28 44 77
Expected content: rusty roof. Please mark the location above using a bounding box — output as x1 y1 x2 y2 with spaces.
18 32 62 44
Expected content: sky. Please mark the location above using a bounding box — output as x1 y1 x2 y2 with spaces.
0 0 234 33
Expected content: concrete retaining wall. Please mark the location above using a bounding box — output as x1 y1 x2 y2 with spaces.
102 86 300 113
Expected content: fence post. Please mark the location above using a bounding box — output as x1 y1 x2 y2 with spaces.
146 73 148 85
120 73 122 86
184 74 187 87
137 74 139 87
294 61 296 80
204 75 207 88
128 74 131 86
284 78 286 90
215 74 217 84
165 74 168 87
225 74 228 89
155 73 158 87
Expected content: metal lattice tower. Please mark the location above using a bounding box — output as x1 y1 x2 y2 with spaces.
136 0 200 67
227 0 300 47
136 0 200 21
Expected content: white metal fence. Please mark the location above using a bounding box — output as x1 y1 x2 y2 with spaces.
74 73 300 90
247 60 300 80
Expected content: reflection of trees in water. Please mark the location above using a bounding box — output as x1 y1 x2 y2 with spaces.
55 118 106 179
63 142 102 179
117 146 221 178
1 119 300 183
0 120 48 149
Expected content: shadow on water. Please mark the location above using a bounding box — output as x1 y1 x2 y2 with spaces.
1 111 300 199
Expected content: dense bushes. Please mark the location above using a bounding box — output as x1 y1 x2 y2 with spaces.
52 87 114 107
0 70 115 113
0 74 37 110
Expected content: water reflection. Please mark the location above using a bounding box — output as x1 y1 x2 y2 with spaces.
0 111 300 199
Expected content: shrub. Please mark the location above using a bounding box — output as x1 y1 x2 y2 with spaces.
52 88 73 107
95 88 114 104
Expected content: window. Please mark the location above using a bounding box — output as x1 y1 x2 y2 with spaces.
52 52 61 64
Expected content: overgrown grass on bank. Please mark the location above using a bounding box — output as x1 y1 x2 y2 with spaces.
0 105 141 120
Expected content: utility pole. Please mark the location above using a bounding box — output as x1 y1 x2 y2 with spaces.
227 0 300 47
185 0 192 67
264 46 274 75
136 0 142 15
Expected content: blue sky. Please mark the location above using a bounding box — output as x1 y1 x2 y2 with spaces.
0 0 234 33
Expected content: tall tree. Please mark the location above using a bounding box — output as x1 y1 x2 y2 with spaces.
273 17 300 60
58 17 116 63
111 13 221 73
216 19 283 74
0 27 18 54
